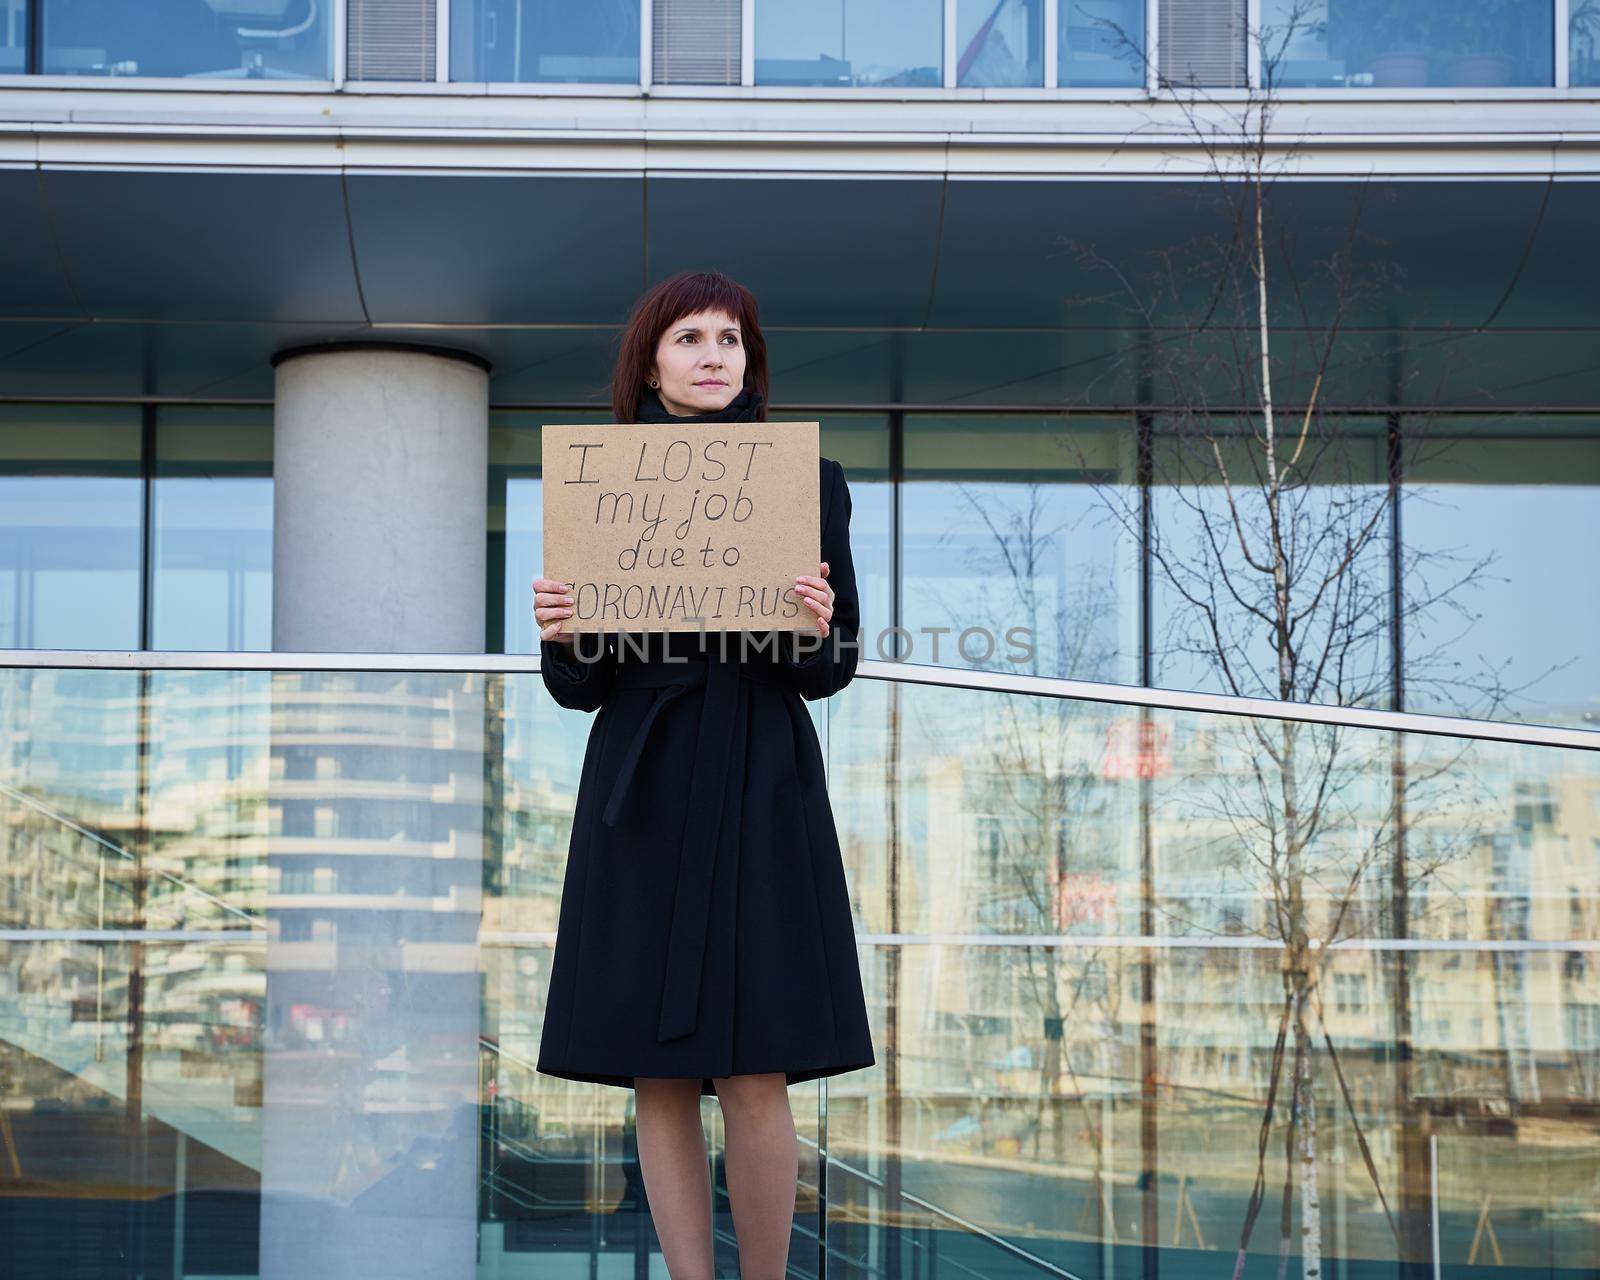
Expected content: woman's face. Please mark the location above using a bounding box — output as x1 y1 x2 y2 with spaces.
648 307 748 416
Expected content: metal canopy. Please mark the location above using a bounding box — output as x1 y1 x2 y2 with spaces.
0 170 1595 408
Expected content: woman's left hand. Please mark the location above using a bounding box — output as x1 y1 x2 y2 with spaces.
794 562 835 637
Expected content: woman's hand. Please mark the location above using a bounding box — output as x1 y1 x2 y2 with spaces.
533 577 577 644
794 562 835 637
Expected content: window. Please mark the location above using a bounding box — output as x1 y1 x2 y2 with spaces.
1260 0 1555 89
956 0 1042 87
1151 420 1392 707
901 415 1139 683
40 0 331 79
1577 1 1600 84
450 0 641 84
1333 970 1369 1015
1061 0 1145 86
1403 418 1600 729
0 405 141 650
2 0 25 73
756 0 942 87
151 409 273 651
1 405 273 652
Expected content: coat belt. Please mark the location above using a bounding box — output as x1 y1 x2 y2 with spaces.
601 652 789 1042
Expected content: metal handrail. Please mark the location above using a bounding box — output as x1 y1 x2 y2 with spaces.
474 1033 1076 1279
3 648 1594 752
793 1128 1084 1280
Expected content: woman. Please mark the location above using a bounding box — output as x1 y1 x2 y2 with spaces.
530 269 875 1277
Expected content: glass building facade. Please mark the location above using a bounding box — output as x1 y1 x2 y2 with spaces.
5 0 1595 89
7 401 1595 1274
12 407 1595 730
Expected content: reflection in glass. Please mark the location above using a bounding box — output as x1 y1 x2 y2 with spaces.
1576 0 1600 85
0 404 142 650
756 0 942 87
450 0 640 84
825 675 1600 1279
772 412 893 646
901 414 1139 682
41 0 331 79
1402 419 1599 729
0 661 1596 1276
152 408 274 651
0 939 266 1277
0 406 273 653
1 0 25 72
259 670 485 1277
1150 422 1393 707
1260 0 1555 88
1060 0 1145 87
0 667 269 933
956 0 1042 87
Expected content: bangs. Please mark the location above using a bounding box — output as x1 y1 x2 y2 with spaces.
654 274 755 331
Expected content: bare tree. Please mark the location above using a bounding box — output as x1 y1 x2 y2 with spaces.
1016 4 1567 1279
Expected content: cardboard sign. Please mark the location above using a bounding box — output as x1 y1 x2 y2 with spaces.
542 420 821 635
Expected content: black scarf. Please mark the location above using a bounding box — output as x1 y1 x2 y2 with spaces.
636 383 764 424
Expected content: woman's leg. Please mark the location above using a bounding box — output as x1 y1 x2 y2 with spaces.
711 1072 798 1279
634 1076 715 1279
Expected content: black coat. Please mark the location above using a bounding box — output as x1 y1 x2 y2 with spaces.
535 455 876 1095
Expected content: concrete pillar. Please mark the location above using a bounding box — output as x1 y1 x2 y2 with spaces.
270 343 490 653
260 343 489 1280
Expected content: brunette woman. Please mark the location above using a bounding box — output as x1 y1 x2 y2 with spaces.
531 270 874 1279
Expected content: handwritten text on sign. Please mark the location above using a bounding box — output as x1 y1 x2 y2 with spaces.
542 420 821 634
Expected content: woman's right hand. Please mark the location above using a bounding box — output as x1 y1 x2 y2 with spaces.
533 577 577 644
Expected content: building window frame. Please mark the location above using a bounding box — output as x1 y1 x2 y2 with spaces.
432 0 447 83
1043 0 1058 87
1556 0 1572 86
942 0 956 87
1245 0 1261 90
3 0 1593 95
739 0 754 86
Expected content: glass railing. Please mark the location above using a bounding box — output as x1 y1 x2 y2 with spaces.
1 650 1596 1279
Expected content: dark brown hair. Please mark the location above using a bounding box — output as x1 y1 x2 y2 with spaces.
611 270 769 422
